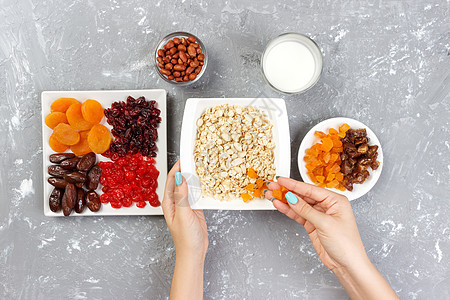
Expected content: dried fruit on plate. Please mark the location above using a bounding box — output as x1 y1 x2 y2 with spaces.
49 133 69 152
88 124 111 154
340 128 380 191
81 99 104 124
51 98 80 113
45 112 68 129
240 168 270 203
53 123 80 146
66 102 94 131
104 96 161 158
70 131 91 156
304 124 350 191
98 153 160 208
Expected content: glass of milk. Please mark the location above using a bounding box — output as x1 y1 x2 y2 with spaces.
261 33 323 94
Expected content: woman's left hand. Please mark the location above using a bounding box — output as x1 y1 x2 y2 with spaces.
162 159 208 260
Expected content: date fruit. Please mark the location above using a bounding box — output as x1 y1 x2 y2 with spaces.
74 188 86 213
64 183 77 209
48 177 68 189
48 165 69 178
60 157 81 170
86 191 101 212
49 153 75 163
86 165 102 190
49 188 63 212
77 152 96 172
64 171 87 184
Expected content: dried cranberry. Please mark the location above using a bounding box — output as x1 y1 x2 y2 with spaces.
105 96 161 157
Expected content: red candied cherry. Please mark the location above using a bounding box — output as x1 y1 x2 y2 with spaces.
136 166 146 177
131 179 142 189
100 193 110 204
125 171 136 181
149 199 160 207
102 186 110 193
141 178 152 188
100 177 108 186
122 198 132 207
122 183 132 194
110 201 122 209
136 201 146 208
113 188 125 200
131 193 141 202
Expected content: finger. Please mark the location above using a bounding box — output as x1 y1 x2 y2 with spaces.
277 177 334 203
267 181 280 191
173 173 190 209
284 191 326 227
264 190 273 200
162 160 181 220
273 200 306 225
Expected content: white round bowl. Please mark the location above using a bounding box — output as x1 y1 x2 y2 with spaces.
297 117 383 201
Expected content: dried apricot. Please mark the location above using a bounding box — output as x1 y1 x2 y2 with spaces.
316 176 325 183
45 112 68 129
66 103 93 131
326 180 339 189
245 183 254 191
81 99 104 124
314 131 326 138
241 193 252 202
339 123 350 133
49 133 69 152
329 128 338 135
272 189 283 201
70 131 91 156
320 137 333 152
247 168 258 179
252 189 262 198
256 178 264 189
87 124 111 154
51 98 80 113
53 123 80 145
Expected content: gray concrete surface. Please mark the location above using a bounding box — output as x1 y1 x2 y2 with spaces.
1 0 449 299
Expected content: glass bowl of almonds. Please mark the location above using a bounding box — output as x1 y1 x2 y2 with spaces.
154 32 207 86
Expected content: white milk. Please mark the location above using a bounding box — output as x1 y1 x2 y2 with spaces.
262 36 321 93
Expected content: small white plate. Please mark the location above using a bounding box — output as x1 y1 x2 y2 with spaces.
42 89 167 216
298 117 383 201
180 98 290 210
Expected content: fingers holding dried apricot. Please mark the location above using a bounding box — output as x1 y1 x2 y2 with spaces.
88 124 111 154
45 112 68 129
66 103 93 131
81 99 104 124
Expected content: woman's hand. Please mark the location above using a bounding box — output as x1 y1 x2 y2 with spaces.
162 160 208 300
266 177 398 300
162 160 208 259
266 177 366 270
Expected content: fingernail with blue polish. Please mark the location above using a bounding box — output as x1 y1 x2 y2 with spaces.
175 172 183 185
262 189 268 195
285 192 298 205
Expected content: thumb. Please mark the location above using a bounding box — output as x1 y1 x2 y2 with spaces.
173 172 190 208
285 191 325 227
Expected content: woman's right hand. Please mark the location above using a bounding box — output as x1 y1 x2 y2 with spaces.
266 177 398 299
266 177 367 271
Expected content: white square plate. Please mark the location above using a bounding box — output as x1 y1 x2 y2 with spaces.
42 89 167 216
180 98 290 210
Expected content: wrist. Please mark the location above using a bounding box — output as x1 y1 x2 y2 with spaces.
176 248 206 265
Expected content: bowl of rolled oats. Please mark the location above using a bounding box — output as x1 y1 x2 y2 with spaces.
180 98 291 210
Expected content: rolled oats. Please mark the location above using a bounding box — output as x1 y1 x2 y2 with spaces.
194 104 276 200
